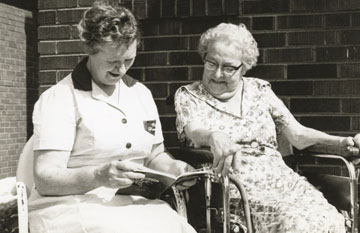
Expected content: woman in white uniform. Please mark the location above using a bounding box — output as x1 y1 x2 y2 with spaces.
28 1 196 232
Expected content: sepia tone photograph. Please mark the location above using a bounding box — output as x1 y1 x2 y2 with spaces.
0 0 360 232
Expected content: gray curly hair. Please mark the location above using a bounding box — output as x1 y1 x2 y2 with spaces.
78 0 141 54
198 23 259 73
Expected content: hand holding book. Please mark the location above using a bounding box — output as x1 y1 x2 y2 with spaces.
116 165 212 199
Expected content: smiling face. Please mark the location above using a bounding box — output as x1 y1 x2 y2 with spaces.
87 40 137 90
202 41 243 100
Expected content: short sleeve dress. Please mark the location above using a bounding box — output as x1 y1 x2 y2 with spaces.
174 78 345 233
28 58 196 233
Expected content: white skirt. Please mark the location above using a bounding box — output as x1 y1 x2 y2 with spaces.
29 187 196 233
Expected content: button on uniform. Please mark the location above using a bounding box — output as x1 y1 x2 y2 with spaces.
122 118 127 124
126 142 132 149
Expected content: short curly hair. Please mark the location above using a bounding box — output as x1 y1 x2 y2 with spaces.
198 23 259 73
78 0 141 54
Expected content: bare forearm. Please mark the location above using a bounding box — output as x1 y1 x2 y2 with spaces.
184 126 213 148
284 125 344 150
34 165 101 196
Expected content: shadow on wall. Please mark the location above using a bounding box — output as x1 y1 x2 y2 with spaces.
25 14 39 139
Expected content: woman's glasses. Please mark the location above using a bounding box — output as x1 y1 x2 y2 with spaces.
203 55 242 77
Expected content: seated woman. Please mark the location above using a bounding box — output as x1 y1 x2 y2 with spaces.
28 1 196 233
174 22 360 233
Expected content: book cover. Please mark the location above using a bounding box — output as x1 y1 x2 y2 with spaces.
116 167 211 199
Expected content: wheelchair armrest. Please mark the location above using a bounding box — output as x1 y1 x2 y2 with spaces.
177 147 213 167
301 144 360 158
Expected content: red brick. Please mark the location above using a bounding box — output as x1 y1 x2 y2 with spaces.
122 0 133 11
243 0 290 14
39 56 79 69
38 0 77 10
160 116 176 132
169 82 191 97
145 67 188 81
292 0 339 12
177 0 190 17
253 33 286 48
265 48 313 63
224 0 240 16
314 80 360 96
162 0 176 18
189 36 200 50
182 18 225 34
288 31 336 45
342 99 360 113
133 53 167 66
190 67 204 80
339 30 360 44
57 41 84 54
163 132 180 147
340 63 360 78
57 9 85 24
291 98 340 113
287 64 337 79
192 0 206 16
247 65 286 80
38 11 56 25
147 0 161 19
299 116 350 131
271 81 313 96
278 15 322 29
38 41 56 55
252 17 274 31
155 99 175 115
127 68 144 81
78 0 95 7
353 13 360 26
57 70 72 82
169 51 202 65
133 0 146 19
38 26 72 40
207 0 223 16
159 19 181 35
140 20 159 35
316 47 360 62
339 0 360 10
143 37 187 51
352 117 360 130
144 83 168 98
325 13 350 28
39 71 57 84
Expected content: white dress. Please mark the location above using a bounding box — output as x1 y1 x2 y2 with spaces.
28 58 196 233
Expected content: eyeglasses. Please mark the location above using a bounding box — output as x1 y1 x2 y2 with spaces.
203 55 242 77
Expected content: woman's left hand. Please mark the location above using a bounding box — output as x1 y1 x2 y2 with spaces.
340 134 360 156
171 160 197 190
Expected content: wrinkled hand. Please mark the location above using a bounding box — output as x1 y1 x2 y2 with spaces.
340 135 360 156
94 160 146 189
171 160 197 190
209 131 242 176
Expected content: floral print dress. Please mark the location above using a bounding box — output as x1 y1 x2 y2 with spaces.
174 77 345 233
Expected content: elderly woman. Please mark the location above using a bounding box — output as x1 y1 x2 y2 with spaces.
174 22 360 233
28 1 196 233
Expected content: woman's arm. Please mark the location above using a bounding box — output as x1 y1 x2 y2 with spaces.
33 150 145 196
182 122 242 175
282 118 354 150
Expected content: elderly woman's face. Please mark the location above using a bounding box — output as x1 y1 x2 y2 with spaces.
202 41 243 100
87 40 137 88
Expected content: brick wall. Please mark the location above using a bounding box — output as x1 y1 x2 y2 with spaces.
0 3 37 178
37 0 360 155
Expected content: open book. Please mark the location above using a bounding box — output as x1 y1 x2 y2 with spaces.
116 166 211 199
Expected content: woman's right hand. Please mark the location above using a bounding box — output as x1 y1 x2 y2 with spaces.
208 131 242 175
94 160 146 189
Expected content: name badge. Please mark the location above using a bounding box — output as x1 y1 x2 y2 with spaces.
143 120 156 135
